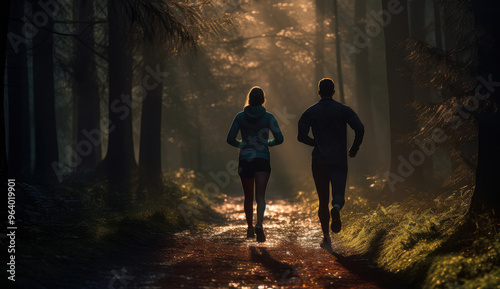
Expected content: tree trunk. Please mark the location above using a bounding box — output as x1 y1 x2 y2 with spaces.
469 0 500 216
471 111 500 215
33 1 59 183
105 0 137 208
433 1 443 50
409 0 437 188
74 0 101 171
315 0 325 83
354 0 378 174
332 0 345 104
409 0 426 41
0 0 11 182
382 0 423 192
409 0 432 103
138 46 163 193
441 2 456 50
7 0 31 180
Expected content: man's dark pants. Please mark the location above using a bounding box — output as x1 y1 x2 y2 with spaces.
312 162 348 235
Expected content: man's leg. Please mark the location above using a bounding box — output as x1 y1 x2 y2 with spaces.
330 164 348 233
312 162 331 240
330 164 348 210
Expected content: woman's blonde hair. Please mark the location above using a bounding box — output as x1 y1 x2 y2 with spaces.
244 86 266 108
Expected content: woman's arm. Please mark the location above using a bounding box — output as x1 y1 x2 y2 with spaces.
227 117 243 148
268 116 284 147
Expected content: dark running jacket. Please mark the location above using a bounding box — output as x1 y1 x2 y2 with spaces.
227 105 284 160
298 97 364 165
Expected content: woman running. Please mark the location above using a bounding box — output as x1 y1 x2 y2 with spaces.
226 87 284 242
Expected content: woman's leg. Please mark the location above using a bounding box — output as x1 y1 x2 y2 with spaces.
240 177 255 229
254 172 270 224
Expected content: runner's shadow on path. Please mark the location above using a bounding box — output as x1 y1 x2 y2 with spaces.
321 244 407 289
249 246 300 284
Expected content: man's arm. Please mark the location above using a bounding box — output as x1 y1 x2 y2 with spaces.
346 107 364 157
297 111 316 147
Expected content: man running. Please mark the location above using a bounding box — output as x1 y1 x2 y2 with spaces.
297 78 364 248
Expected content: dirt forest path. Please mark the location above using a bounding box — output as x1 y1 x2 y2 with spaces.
130 197 391 289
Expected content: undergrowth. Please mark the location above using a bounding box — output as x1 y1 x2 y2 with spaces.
295 185 500 288
13 168 224 287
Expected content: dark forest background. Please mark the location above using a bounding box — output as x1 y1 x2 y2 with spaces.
1 0 500 288
2 0 499 214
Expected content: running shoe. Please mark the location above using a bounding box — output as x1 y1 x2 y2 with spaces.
320 237 333 252
255 223 266 243
331 208 342 233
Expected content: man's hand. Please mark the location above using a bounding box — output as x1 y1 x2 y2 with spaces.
349 148 358 158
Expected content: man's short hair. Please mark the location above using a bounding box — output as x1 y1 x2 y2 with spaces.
318 78 335 97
